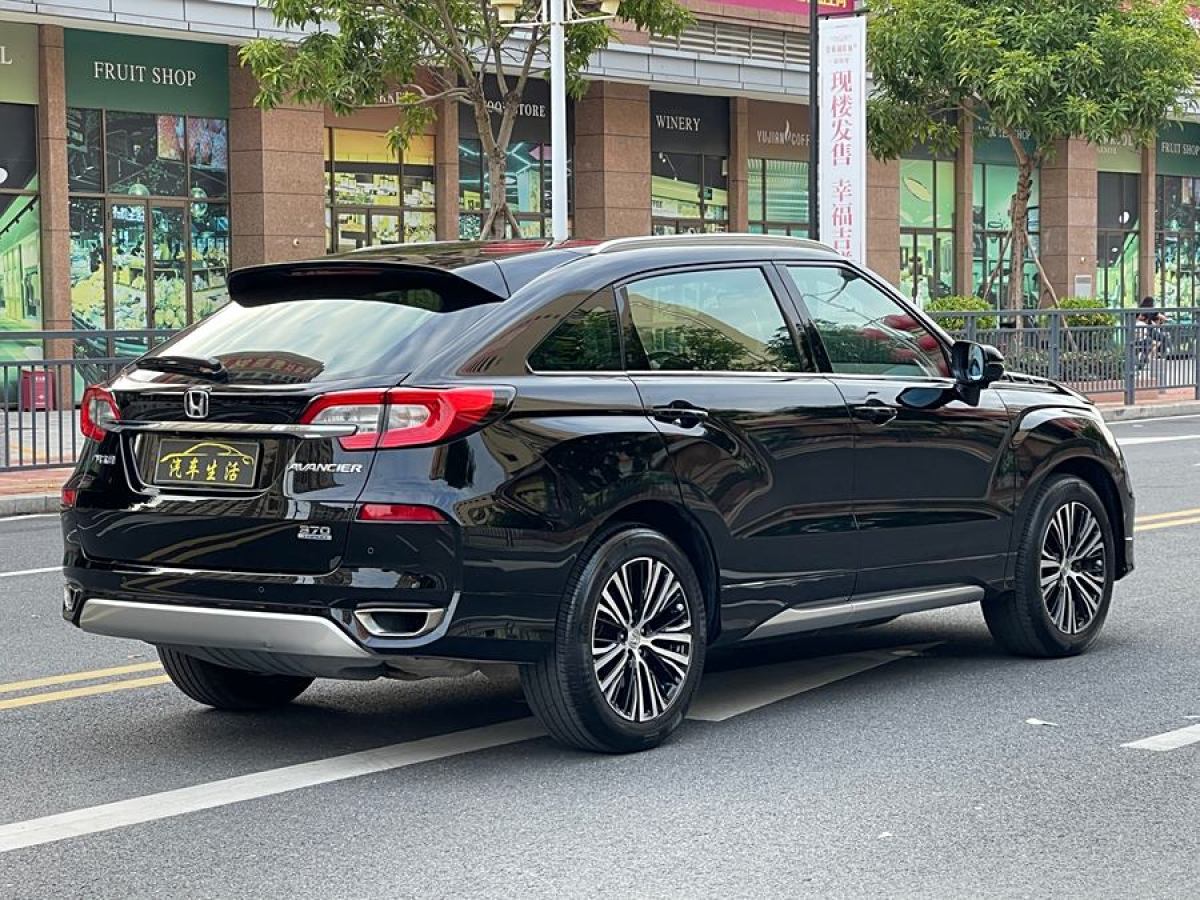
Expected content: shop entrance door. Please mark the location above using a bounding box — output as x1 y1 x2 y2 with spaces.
109 200 189 349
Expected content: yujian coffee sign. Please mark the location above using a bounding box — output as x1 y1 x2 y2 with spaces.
65 30 229 118
0 22 39 106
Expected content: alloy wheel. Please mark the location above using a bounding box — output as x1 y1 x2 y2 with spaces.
590 556 694 722
1040 501 1107 635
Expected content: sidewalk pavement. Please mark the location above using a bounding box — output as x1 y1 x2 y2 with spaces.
1 393 1199 518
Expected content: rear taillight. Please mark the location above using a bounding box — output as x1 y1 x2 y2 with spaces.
61 487 77 508
80 386 120 441
299 387 511 451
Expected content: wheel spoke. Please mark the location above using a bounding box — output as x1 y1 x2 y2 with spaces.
597 589 629 629
593 641 625 668
611 565 637 625
1042 502 1107 636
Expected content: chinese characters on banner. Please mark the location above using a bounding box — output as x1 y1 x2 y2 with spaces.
818 15 867 264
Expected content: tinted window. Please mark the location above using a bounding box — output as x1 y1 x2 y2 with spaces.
529 291 622 372
786 266 949 378
139 276 500 385
625 268 808 372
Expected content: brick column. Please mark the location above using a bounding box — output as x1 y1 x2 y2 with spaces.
573 82 651 239
729 97 749 232
954 115 975 297
38 25 72 402
228 53 327 268
1140 142 1157 303
866 155 901 287
435 94 459 241
1040 138 1097 304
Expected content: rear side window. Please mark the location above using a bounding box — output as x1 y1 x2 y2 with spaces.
139 268 502 384
623 268 810 372
529 291 622 372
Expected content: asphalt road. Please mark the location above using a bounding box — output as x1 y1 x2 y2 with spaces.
2 413 1200 898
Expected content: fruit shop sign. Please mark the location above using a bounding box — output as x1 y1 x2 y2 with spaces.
90 62 199 88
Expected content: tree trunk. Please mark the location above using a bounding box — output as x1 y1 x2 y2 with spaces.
485 149 514 239
1006 159 1035 313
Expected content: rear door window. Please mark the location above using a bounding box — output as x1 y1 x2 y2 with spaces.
623 267 811 372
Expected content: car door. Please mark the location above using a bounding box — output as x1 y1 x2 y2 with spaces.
779 263 1014 598
619 263 859 642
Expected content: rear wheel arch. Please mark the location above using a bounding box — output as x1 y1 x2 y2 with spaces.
600 500 721 642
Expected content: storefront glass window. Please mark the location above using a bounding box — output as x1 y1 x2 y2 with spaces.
1097 171 1140 306
326 129 437 249
457 138 560 239
0 102 42 364
747 158 808 236
1156 175 1200 307
652 151 729 234
899 158 955 304
972 163 1040 307
68 107 231 336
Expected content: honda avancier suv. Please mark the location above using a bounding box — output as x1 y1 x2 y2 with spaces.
61 235 1135 752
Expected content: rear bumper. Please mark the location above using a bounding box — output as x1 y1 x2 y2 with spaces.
79 598 381 679
63 554 560 674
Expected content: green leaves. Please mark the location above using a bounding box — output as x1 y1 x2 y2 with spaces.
867 0 1200 158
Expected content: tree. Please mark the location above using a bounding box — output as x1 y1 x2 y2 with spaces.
240 0 690 239
867 0 1200 310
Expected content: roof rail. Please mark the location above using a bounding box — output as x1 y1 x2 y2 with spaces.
592 233 836 255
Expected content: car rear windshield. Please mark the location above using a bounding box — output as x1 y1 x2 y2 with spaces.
137 269 503 385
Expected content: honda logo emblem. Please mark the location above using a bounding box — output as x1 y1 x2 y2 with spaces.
183 389 210 420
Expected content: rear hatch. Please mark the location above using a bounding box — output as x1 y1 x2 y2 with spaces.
73 260 506 575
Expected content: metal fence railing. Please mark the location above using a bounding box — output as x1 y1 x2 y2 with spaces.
1 311 1197 471
928 307 1200 406
1 330 174 472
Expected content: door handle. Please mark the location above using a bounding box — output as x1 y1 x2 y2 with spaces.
851 403 898 425
650 403 709 427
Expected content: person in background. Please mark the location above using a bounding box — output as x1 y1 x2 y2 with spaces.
1136 296 1170 378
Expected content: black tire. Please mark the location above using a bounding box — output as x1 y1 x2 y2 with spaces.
157 647 313 710
983 475 1115 658
520 527 707 753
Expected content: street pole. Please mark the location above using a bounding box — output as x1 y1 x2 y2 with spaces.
549 0 569 242
808 0 819 242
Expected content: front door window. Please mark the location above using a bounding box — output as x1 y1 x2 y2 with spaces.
785 266 949 378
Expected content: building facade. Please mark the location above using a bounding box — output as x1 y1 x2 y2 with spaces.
2 1 1199 370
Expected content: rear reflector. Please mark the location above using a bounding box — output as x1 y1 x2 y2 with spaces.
356 503 446 523
60 487 77 508
300 386 512 451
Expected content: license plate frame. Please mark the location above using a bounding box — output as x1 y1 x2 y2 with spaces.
152 438 261 489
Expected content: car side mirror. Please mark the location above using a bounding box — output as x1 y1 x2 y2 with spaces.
951 340 1004 387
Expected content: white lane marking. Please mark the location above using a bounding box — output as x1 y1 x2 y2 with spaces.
1117 434 1200 446
687 642 941 722
0 513 57 523
1121 723 1200 752
0 718 545 854
0 566 60 579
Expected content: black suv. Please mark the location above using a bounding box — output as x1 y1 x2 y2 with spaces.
62 236 1134 752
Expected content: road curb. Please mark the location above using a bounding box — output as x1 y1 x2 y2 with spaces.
0 493 58 517
1100 400 1200 423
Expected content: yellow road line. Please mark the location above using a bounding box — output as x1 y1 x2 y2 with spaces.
0 675 171 711
0 661 163 695
1135 507 1200 524
1136 515 1200 533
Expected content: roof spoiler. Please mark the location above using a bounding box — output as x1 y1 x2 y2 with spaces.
226 259 510 308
